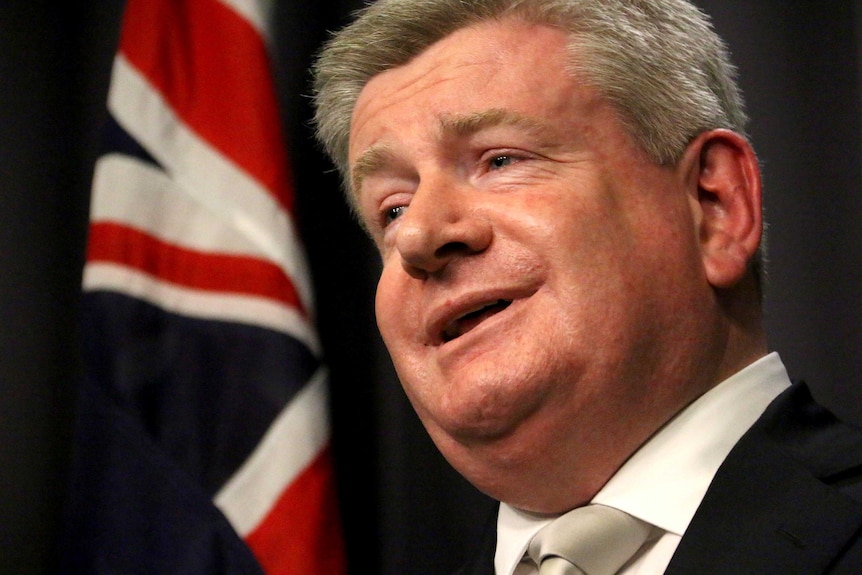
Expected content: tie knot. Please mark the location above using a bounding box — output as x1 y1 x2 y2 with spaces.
527 504 653 575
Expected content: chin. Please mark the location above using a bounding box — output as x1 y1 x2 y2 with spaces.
423 385 546 452
408 354 559 438
426 405 517 445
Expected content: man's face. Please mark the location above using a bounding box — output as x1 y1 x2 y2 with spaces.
348 19 723 510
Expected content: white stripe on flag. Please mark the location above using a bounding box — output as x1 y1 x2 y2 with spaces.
107 54 315 315
83 263 322 356
215 367 332 536
215 0 275 43
90 154 273 260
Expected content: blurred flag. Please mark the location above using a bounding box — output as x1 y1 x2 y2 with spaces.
59 0 346 573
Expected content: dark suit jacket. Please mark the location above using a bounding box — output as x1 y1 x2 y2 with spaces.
455 382 862 574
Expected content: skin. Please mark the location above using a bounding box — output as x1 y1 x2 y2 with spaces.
348 18 766 513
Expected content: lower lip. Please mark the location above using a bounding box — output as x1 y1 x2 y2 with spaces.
438 297 525 357
445 302 511 342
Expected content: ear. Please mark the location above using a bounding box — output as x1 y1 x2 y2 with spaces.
682 129 763 289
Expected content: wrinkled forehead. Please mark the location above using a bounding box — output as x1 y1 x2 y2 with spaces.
340 12 581 165
347 17 577 153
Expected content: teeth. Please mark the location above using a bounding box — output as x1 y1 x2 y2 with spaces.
442 300 512 342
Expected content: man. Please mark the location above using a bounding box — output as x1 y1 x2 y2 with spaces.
312 0 862 573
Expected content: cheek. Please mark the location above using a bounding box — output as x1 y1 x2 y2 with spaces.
374 266 399 340
374 262 422 351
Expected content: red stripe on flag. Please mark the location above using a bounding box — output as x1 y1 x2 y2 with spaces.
245 446 347 574
118 0 294 209
87 222 306 315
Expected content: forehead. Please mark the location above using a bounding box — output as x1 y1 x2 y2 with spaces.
347 19 577 162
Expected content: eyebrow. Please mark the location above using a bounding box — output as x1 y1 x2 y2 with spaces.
350 109 551 196
351 143 395 199
439 108 550 139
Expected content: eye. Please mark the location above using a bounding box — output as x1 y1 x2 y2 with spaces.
489 155 515 170
384 205 407 225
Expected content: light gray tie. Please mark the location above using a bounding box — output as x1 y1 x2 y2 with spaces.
525 504 653 575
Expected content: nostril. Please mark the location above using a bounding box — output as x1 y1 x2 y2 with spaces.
401 258 430 280
434 241 471 260
400 241 476 277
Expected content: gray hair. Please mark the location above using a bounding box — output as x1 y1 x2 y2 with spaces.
312 0 747 184
311 0 765 289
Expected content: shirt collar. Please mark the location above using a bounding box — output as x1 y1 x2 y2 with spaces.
592 352 790 534
495 352 791 575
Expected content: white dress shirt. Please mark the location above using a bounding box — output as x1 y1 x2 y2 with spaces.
495 352 792 575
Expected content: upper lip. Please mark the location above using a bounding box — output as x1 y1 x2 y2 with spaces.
425 288 533 345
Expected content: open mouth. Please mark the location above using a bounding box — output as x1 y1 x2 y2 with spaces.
442 299 513 342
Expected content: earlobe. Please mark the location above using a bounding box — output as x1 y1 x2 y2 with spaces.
687 129 763 289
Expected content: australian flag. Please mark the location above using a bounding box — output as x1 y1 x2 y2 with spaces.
59 0 346 573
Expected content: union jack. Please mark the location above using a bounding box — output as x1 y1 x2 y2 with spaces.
60 0 346 572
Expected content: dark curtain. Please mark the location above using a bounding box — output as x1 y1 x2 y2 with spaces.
1 1 860 574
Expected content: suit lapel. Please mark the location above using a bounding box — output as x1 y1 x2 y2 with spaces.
666 383 862 574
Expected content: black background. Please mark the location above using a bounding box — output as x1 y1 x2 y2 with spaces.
1 1 861 574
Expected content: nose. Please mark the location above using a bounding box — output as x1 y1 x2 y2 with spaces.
394 179 492 278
